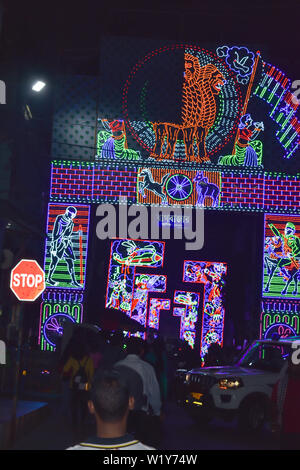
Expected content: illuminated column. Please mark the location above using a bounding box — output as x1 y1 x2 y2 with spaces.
39 203 90 350
148 298 171 330
262 214 300 300
183 260 227 358
131 274 167 329
44 203 91 289
39 290 84 351
173 291 200 349
105 238 165 315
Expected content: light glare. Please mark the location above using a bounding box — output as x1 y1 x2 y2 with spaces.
32 81 46 92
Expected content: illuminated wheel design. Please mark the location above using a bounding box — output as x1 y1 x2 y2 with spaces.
166 174 193 201
264 323 296 340
43 313 76 348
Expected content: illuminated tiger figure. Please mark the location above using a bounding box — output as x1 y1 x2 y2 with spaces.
182 55 226 162
151 54 226 163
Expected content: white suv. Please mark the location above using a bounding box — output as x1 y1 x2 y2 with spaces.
184 337 298 431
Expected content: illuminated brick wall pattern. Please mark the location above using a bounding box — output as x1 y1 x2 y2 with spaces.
49 161 300 215
264 175 300 212
51 162 138 203
94 168 137 200
220 173 264 210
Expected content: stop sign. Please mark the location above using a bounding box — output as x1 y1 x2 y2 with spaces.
10 259 46 301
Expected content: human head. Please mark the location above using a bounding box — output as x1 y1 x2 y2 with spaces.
65 206 77 220
125 336 146 357
88 369 134 424
239 114 252 128
109 330 124 347
285 222 296 237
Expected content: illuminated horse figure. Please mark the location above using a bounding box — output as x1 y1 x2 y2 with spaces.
265 254 300 296
138 169 169 204
193 171 219 207
264 223 300 296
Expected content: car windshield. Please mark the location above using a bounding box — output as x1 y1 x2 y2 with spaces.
237 342 290 372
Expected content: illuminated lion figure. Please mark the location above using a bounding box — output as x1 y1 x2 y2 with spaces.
151 54 226 163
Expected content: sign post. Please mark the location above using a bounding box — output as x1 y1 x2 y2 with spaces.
8 259 45 447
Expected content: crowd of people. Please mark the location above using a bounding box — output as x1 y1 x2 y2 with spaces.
55 327 300 451
57 328 171 449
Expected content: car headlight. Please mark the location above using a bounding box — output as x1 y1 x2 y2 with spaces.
218 377 243 390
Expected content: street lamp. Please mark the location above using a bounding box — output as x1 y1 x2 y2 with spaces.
31 80 46 92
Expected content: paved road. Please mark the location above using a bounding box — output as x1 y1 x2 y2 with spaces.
11 399 278 451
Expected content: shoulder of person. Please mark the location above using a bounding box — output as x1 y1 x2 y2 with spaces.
66 444 98 450
131 442 156 451
142 358 156 370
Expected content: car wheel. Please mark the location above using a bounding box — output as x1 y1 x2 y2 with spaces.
238 398 266 432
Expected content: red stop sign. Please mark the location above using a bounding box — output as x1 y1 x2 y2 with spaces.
10 259 46 301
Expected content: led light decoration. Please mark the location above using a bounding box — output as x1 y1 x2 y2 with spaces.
96 119 140 160
105 239 165 314
122 44 242 162
96 39 300 165
44 203 90 289
43 40 300 354
263 214 300 299
131 274 167 329
50 161 300 215
50 161 139 205
165 174 193 201
254 61 300 160
183 260 227 358
137 167 221 207
148 298 171 330
173 291 200 349
39 299 83 351
216 46 255 84
260 300 300 339
218 113 264 167
264 322 297 339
